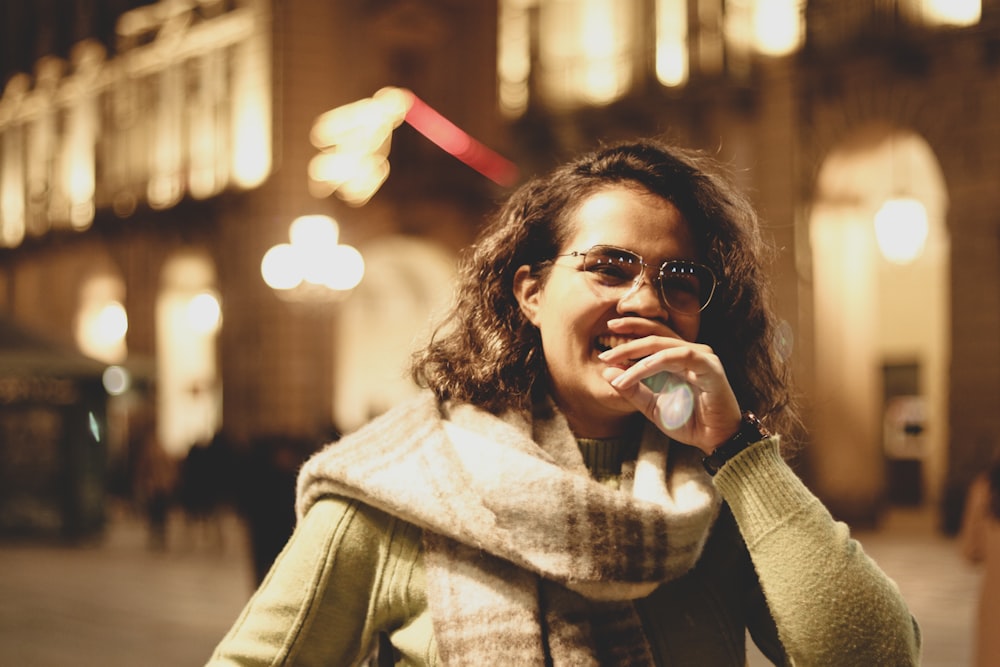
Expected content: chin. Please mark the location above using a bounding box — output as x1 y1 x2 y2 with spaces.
592 389 637 416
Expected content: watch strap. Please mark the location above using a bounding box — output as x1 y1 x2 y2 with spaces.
701 411 770 476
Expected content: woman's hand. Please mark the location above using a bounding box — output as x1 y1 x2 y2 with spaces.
599 334 741 455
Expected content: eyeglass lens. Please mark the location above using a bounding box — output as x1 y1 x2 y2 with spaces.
582 246 714 313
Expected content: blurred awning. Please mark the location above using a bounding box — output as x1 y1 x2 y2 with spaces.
0 313 107 378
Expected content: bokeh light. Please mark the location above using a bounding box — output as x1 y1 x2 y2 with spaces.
874 197 929 264
774 319 794 361
186 291 222 334
260 243 302 290
96 301 128 342
261 215 365 297
101 365 131 396
643 371 695 430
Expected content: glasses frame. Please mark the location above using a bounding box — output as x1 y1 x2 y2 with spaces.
550 244 718 314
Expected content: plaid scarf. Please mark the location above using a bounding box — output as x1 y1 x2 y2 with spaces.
296 391 720 666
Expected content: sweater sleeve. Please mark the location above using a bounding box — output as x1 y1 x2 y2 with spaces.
713 438 921 667
205 497 424 667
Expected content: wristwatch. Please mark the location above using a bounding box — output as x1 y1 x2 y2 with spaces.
701 411 770 476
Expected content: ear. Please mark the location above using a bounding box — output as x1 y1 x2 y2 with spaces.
513 265 542 326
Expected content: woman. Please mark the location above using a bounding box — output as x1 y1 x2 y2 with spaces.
208 138 920 666
959 454 1000 667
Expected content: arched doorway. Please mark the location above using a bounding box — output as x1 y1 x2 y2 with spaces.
808 125 950 522
156 250 223 458
332 236 456 432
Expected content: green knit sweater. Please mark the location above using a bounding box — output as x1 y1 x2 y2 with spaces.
208 437 920 666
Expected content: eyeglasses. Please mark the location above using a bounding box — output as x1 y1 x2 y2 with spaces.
551 245 717 314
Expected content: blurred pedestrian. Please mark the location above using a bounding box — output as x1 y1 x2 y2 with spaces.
132 419 176 551
178 432 232 551
208 137 919 665
237 434 316 584
959 450 1000 667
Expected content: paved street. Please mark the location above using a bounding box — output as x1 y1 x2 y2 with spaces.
0 504 982 666
0 506 254 667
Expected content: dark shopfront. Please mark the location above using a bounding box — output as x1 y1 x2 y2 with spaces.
0 315 107 540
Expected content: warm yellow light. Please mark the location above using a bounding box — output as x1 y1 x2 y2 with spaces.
0 128 26 247
189 114 222 200
308 150 391 205
78 299 129 362
310 87 411 152
337 157 391 207
656 42 688 87
874 197 929 264
498 1 532 117
289 215 339 286
262 215 365 295
578 0 630 104
233 102 271 188
582 64 623 105
925 0 980 26
76 277 128 363
187 291 222 334
96 301 129 342
499 80 530 117
753 0 803 56
231 22 273 190
324 244 365 291
656 0 688 87
309 152 359 186
292 216 341 286
308 88 412 205
157 252 223 457
67 142 96 230
290 214 339 248
260 243 303 290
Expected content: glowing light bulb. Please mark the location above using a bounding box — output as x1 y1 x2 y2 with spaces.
261 243 303 290
324 244 365 291
874 198 929 264
187 292 222 334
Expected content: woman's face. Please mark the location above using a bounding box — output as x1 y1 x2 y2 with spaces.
514 183 701 438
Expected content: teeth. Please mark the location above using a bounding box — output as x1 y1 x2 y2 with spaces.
596 335 632 351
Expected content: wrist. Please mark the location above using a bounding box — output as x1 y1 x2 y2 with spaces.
701 411 770 476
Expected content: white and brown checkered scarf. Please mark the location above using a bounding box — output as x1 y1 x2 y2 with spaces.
296 391 720 666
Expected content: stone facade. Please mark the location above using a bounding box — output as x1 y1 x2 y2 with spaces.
1 0 999 531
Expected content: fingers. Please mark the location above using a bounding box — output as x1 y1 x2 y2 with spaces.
599 338 721 391
599 336 742 451
600 365 664 427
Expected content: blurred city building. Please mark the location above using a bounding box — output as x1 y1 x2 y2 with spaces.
0 313 107 538
0 0 997 536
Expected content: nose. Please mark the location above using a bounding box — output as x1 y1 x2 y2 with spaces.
616 269 666 317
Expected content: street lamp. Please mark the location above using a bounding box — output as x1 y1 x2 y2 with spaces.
874 196 929 265
261 214 364 301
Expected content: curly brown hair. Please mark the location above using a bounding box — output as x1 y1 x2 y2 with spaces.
411 138 797 436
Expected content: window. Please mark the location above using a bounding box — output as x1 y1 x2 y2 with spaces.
498 0 808 114
907 0 980 27
499 0 641 113
656 0 689 87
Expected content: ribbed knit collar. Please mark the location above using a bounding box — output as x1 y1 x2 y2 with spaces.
577 436 640 487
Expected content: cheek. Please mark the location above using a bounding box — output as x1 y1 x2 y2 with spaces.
679 317 701 342
538 302 601 355
686 318 704 343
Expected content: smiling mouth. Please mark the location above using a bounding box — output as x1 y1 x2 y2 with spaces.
595 335 641 366
595 334 633 352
